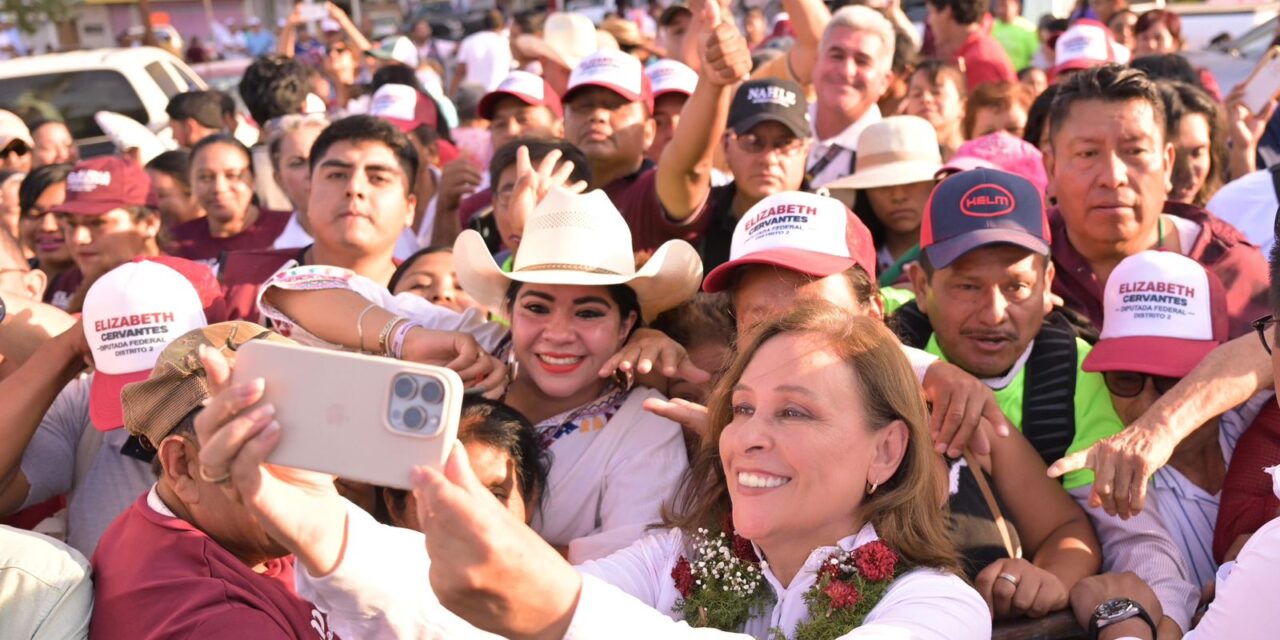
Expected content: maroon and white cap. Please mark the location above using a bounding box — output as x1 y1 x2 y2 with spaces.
564 49 654 112
703 191 876 292
1053 19 1128 77
1083 251 1228 378
83 257 226 431
56 156 152 217
477 71 564 119
369 83 439 133
646 59 698 99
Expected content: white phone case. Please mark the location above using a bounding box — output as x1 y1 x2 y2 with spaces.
1241 46 1280 116
232 340 462 490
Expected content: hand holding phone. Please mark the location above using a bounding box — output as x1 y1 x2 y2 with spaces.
231 341 463 489
1240 46 1280 116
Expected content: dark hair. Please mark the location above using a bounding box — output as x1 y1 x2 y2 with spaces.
239 54 310 126
1049 64 1167 145
651 292 736 351
150 409 200 477
369 65 453 142
923 0 986 26
890 26 918 77
166 90 231 130
189 133 253 175
964 82 1034 138
146 149 193 190
387 245 452 292
1135 9 1183 47
1166 81 1227 207
308 115 420 194
503 280 642 337
488 138 591 193
1039 16 1069 33
916 245 1048 279
483 8 505 31
910 60 966 96
379 398 550 524
1023 82 1060 148
1128 53 1202 91
18 163 71 214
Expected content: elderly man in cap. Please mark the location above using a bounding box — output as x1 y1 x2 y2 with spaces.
0 257 225 557
895 168 1198 636
90 321 334 639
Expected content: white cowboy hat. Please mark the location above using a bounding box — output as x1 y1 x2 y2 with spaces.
454 187 703 322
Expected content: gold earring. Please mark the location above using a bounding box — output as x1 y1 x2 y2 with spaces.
866 479 879 495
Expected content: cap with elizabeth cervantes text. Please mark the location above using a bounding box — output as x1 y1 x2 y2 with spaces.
1083 251 1228 379
122 321 293 448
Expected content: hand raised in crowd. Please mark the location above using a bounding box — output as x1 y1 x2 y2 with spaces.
642 396 710 439
437 159 484 217
1047 424 1176 519
1225 84 1278 178
598 327 711 382
509 145 588 219
192 345 351 576
921 361 1011 458
412 443 581 638
401 328 506 398
693 0 752 86
975 557 1069 620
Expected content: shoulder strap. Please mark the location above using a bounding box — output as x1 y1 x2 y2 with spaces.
1020 311 1079 468
888 300 933 349
962 450 1021 560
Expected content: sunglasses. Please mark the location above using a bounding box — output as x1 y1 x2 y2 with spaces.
1103 371 1180 398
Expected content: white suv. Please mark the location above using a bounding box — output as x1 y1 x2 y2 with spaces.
0 46 206 157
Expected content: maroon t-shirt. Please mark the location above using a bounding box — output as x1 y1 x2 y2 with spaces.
167 209 293 265
1215 401 1280 564
1049 201 1270 338
954 29 1017 92
601 164 711 254
42 267 82 311
218 247 307 323
91 493 336 640
457 188 494 227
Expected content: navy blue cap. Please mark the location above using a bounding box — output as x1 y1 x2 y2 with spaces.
919 168 1050 270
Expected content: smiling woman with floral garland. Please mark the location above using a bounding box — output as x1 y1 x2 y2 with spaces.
193 303 990 640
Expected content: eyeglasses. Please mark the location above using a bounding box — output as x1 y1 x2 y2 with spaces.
726 132 805 156
1103 371 1181 398
1253 314 1277 355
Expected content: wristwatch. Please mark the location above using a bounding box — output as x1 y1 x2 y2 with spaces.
1089 597 1157 640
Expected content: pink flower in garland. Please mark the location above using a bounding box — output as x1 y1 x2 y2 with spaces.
672 557 695 597
853 541 898 582
823 579 862 610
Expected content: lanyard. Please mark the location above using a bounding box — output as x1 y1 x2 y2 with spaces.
806 144 846 184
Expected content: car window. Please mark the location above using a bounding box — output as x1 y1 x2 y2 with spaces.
0 70 148 140
174 64 203 91
146 61 182 97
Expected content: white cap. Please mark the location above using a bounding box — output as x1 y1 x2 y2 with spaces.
565 49 653 111
0 109 32 151
1053 20 1120 75
95 110 171 165
83 259 210 430
1083 251 1228 378
304 93 328 114
702 191 876 292
372 35 419 68
647 59 698 99
320 18 341 33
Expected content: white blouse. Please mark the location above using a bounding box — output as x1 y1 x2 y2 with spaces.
298 504 990 640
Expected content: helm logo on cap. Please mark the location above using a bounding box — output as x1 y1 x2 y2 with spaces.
747 85 797 108
960 184 1016 217
68 169 112 193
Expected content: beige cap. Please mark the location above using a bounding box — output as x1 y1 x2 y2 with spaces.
122 321 292 447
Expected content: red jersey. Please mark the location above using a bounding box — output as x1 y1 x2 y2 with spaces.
91 493 336 639
954 29 1017 91
167 209 293 264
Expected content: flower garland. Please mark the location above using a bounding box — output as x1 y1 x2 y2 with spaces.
670 520 904 640
670 524 774 631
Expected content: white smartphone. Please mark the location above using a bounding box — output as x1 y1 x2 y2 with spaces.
298 1 327 23
231 340 462 490
1241 46 1280 116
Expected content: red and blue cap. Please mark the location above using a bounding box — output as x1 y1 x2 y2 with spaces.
919 168 1050 270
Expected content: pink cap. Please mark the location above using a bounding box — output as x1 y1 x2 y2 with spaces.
477 71 564 119
56 156 152 217
1084 251 1229 378
939 132 1048 197
563 50 654 113
703 191 875 292
369 84 439 133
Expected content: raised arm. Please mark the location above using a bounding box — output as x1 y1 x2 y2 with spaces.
780 0 832 85
656 0 751 220
1049 333 1272 518
326 1 371 54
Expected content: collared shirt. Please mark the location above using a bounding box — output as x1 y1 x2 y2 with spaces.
0 525 92 639
806 103 881 189
1049 202 1271 339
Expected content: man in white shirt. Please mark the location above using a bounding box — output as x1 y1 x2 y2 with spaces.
1206 166 1279 257
451 10 513 95
802 6 894 189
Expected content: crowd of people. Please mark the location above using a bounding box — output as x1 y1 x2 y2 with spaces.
3 0 1280 637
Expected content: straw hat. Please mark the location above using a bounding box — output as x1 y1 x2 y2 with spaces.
454 187 703 322
824 116 943 192
515 13 598 71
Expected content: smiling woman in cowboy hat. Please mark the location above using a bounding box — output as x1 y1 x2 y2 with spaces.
248 151 704 563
